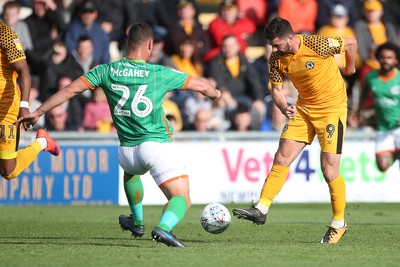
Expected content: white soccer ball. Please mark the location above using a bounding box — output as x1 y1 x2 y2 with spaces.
200 203 231 234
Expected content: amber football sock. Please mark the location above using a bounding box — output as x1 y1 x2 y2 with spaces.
328 175 346 222
3 141 41 180
258 164 289 208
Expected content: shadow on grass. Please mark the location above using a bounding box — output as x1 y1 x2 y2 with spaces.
0 235 209 247
0 236 148 247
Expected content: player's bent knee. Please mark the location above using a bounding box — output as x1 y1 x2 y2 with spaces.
2 170 17 180
0 161 18 179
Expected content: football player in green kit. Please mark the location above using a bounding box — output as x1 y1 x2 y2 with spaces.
363 42 400 172
15 22 221 247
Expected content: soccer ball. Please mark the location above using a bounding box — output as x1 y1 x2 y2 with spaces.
200 203 231 234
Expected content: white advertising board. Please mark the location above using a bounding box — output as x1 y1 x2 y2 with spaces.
118 140 400 205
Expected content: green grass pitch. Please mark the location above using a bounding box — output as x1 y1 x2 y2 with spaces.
0 203 399 267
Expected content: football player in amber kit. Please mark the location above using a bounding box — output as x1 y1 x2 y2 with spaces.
0 22 59 181
233 17 357 244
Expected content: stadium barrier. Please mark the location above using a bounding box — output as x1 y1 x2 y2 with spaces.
0 131 398 205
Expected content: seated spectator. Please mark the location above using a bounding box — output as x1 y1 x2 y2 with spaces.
277 0 318 34
46 105 72 131
355 0 397 66
205 0 256 62
50 37 95 129
316 0 361 29
24 0 67 75
64 0 110 64
2 1 33 51
170 36 205 111
182 91 212 130
82 87 114 132
317 4 362 102
207 34 266 130
171 36 204 77
192 108 212 132
153 0 198 34
39 40 69 101
166 0 210 58
87 0 138 51
64 35 98 80
229 104 252 131
317 5 359 67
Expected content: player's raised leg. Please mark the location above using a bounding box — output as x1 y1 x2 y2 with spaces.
233 139 304 225
1 129 60 179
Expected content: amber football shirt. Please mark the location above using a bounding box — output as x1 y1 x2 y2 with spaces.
0 22 26 119
269 35 347 107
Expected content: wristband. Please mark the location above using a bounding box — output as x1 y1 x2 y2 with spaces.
20 101 29 109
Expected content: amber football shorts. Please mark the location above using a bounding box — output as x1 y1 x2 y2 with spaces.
0 101 19 159
281 101 347 154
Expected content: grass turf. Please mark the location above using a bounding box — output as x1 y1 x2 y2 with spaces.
0 203 399 267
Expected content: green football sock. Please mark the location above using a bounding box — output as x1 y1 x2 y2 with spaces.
158 196 187 232
124 174 144 226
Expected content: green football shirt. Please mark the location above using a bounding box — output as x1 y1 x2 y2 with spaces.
82 58 189 146
365 69 400 132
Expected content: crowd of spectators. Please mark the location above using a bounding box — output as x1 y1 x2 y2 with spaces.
1 0 400 133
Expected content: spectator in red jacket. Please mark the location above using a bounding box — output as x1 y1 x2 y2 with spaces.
204 0 256 62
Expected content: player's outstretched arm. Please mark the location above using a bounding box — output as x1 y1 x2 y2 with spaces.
341 37 358 76
15 78 89 128
187 77 221 100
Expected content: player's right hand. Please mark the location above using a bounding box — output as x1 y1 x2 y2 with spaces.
283 105 296 119
340 66 356 76
14 112 40 129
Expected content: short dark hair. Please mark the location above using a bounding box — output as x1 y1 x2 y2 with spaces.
77 35 92 43
263 17 294 41
375 42 400 62
127 23 154 50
